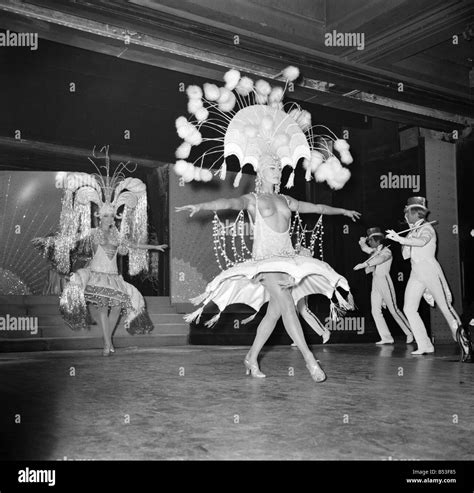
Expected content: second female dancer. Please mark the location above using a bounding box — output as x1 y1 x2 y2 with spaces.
36 147 167 355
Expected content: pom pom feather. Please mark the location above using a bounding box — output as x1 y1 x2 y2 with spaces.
235 76 254 96
175 142 191 159
203 83 220 101
282 66 300 82
224 69 241 90
186 85 203 99
255 79 272 96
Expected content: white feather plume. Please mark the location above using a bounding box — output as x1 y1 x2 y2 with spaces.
218 92 236 112
327 166 351 190
269 86 284 103
177 122 194 139
193 167 202 181
282 66 300 81
296 110 312 132
195 107 209 122
339 150 353 165
333 139 350 152
185 129 203 146
175 116 188 129
175 142 191 159
314 160 333 183
200 169 213 182
235 76 254 96
218 87 232 104
309 150 324 171
224 69 241 90
255 79 272 96
186 85 203 100
182 166 195 183
187 98 203 114
203 83 220 101
174 160 191 176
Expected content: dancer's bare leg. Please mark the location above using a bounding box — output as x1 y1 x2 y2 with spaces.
90 305 111 354
262 275 312 359
108 306 122 351
246 298 281 364
266 274 326 381
263 275 324 366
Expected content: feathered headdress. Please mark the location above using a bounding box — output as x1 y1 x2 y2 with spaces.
173 66 353 190
54 145 148 275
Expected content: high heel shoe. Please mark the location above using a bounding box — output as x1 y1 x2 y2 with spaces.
103 342 113 357
305 359 327 383
322 330 331 344
109 343 115 354
244 359 266 378
456 325 473 363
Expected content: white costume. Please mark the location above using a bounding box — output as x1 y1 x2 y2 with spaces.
172 66 356 329
360 243 412 343
61 228 153 333
402 219 461 352
39 146 154 334
186 193 354 326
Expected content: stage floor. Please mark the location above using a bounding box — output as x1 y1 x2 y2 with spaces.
0 343 473 461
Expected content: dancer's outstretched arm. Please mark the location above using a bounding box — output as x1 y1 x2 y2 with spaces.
129 243 168 252
358 237 375 254
354 248 391 270
176 194 253 217
385 228 432 247
283 195 361 222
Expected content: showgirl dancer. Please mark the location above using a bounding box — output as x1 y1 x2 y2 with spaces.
38 147 167 355
386 197 472 361
173 66 360 382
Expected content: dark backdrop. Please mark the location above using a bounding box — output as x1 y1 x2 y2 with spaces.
0 34 449 344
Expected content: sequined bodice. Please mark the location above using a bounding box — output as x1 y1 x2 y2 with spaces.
89 244 119 274
251 194 295 260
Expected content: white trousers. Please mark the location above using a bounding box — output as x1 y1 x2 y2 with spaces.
403 259 461 349
297 298 329 336
371 275 412 341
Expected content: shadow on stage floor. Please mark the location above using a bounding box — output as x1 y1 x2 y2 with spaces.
0 343 472 460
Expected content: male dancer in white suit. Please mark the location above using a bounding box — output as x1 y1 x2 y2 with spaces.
386 197 472 361
354 227 413 345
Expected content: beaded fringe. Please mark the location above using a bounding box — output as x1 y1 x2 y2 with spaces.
184 306 204 324
204 312 221 328
183 307 221 328
190 292 208 306
59 282 88 331
328 289 356 321
126 309 154 335
241 312 258 325
60 281 153 334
